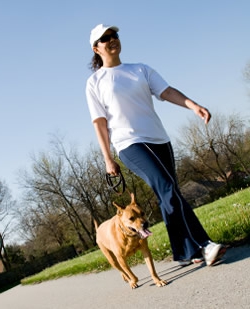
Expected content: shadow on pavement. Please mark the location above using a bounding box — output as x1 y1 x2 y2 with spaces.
137 243 250 288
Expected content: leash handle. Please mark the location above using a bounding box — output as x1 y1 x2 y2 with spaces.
106 171 126 195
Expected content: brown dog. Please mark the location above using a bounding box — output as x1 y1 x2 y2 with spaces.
94 193 167 289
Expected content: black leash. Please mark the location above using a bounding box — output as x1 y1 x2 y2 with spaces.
106 171 126 195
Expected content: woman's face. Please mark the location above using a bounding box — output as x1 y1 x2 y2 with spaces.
93 29 121 59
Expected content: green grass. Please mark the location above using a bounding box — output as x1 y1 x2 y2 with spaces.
21 187 250 285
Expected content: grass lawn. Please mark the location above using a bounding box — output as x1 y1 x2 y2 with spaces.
21 187 250 285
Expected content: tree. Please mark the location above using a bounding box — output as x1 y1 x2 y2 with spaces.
18 151 93 253
4 244 25 268
175 113 250 191
0 181 15 271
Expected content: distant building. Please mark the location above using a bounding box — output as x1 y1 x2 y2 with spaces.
180 180 224 207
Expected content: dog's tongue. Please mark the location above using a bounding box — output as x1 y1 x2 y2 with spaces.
140 228 153 239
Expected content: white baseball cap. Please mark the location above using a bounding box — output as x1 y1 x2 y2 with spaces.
90 24 119 47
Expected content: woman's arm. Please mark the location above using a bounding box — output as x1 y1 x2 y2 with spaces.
160 86 211 124
93 117 121 175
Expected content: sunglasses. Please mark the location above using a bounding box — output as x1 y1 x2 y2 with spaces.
96 32 119 44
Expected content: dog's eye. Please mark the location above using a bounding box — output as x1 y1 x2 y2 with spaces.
129 216 135 221
141 212 145 217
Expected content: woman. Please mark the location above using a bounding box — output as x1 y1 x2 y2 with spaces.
86 24 226 266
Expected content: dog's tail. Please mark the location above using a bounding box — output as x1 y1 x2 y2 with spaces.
93 219 99 231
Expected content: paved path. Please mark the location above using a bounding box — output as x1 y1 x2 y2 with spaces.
1 244 250 309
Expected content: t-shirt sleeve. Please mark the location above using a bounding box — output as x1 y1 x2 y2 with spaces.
142 64 169 100
86 78 107 122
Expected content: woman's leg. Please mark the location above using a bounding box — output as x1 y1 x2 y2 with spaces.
119 142 210 261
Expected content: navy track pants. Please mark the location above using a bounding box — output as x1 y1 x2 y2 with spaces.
119 142 210 261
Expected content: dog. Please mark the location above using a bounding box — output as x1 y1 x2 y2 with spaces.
94 193 167 289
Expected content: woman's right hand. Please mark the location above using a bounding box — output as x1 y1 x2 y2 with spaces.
105 158 121 176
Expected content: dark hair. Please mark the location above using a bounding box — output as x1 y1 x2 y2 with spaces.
89 51 103 72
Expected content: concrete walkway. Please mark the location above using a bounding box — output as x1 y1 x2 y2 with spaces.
1 244 250 309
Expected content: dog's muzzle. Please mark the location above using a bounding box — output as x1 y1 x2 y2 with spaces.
128 222 153 239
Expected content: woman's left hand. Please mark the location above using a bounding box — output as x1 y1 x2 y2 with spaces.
193 105 211 124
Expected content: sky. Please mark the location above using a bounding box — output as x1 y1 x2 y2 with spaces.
1 0 250 201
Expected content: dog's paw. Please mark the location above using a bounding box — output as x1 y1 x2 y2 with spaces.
130 282 139 289
155 279 168 287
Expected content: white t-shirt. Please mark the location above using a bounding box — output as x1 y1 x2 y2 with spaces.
86 63 170 154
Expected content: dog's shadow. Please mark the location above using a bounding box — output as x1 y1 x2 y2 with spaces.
138 263 205 288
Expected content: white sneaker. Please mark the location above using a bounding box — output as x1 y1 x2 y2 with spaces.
202 241 226 266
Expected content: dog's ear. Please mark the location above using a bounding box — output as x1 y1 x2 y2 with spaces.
130 193 135 204
113 201 123 216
